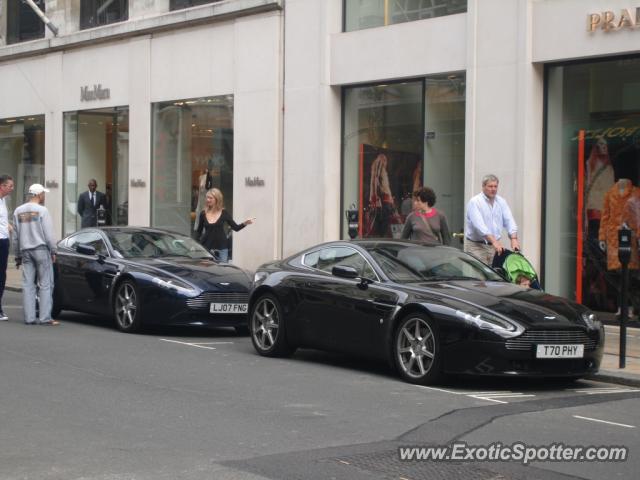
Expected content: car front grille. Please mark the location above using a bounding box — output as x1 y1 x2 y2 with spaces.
505 330 598 351
186 292 249 310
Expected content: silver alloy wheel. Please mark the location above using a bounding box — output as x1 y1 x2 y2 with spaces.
252 297 279 350
115 283 137 328
396 316 435 379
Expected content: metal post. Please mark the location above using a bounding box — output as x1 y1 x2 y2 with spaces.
23 0 59 36
620 263 628 369
617 226 632 368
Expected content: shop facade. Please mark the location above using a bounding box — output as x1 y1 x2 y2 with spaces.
1 0 640 314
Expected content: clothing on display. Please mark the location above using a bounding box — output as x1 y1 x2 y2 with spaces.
599 179 639 270
622 188 640 249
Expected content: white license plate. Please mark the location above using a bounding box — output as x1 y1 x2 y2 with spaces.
209 303 248 314
536 344 584 358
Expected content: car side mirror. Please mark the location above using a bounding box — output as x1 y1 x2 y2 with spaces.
76 244 96 256
332 265 359 279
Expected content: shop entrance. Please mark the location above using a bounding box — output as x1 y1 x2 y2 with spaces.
63 107 129 235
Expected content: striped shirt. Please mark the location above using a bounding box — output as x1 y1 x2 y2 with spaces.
465 193 517 242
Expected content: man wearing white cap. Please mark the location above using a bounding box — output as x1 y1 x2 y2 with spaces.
13 183 59 325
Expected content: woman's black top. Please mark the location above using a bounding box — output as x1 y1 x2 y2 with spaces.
196 209 246 251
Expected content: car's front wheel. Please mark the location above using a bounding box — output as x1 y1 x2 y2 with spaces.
393 313 441 385
250 294 294 357
114 280 142 333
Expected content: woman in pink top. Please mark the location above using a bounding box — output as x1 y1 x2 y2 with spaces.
401 187 451 245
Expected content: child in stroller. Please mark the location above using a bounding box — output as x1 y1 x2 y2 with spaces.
492 249 541 290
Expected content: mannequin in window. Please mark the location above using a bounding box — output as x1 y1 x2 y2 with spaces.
599 179 640 317
586 136 615 240
599 179 639 268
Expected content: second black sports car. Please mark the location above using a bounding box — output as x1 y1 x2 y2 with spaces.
249 240 604 384
53 227 252 333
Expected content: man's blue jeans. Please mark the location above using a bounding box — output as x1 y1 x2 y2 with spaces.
21 247 53 324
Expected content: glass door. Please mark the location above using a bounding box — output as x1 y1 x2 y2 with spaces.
63 107 129 235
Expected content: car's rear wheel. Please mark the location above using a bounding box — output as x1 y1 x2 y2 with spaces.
114 280 142 333
393 313 441 385
250 294 294 357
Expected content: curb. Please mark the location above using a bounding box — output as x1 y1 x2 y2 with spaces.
589 371 640 388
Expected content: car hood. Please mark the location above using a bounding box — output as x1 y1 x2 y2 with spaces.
125 257 251 291
408 280 588 328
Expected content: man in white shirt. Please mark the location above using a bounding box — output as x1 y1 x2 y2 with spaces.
0 174 14 320
464 174 520 265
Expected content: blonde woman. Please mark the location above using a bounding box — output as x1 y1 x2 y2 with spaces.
195 188 254 262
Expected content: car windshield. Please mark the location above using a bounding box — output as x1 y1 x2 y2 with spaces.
365 243 504 283
105 230 213 259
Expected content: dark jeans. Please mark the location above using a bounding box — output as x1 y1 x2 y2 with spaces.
0 238 9 310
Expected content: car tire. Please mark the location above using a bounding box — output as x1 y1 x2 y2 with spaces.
235 325 250 336
393 313 442 385
113 280 142 333
250 293 294 357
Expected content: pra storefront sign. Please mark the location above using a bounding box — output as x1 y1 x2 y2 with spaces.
588 7 640 32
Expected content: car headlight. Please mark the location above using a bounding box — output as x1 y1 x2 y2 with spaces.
455 308 525 338
152 277 199 297
581 312 602 330
253 271 268 285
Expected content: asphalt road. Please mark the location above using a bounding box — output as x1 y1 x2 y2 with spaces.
1 290 638 480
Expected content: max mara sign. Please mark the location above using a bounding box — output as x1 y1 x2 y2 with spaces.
588 7 640 32
80 84 110 101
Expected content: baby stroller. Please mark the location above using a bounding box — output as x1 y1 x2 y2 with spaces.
492 249 542 290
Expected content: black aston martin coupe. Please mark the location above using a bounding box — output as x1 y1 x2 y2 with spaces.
53 227 251 333
249 240 604 384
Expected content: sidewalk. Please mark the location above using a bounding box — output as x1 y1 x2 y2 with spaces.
4 266 640 386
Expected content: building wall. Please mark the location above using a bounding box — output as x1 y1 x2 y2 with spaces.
0 4 283 271
2 0 640 274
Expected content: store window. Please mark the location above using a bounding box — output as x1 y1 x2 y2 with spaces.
151 96 234 239
80 0 128 30
544 57 640 315
341 74 465 241
0 115 45 215
6 0 45 44
344 0 466 32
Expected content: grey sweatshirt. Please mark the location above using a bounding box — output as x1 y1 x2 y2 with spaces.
13 202 57 256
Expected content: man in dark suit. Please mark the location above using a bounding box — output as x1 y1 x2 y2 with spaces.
77 179 107 228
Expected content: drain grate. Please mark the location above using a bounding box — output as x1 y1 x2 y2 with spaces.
330 450 511 480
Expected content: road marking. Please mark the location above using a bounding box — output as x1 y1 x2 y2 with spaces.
415 386 534 404
572 387 640 395
190 342 234 345
160 339 222 350
573 415 636 429
468 395 509 404
414 385 462 395
469 393 535 403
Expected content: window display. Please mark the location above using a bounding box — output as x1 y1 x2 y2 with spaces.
0 116 45 214
151 96 234 239
545 57 640 314
342 75 465 242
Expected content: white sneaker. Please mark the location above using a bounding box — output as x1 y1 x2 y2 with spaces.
0 312 8 321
